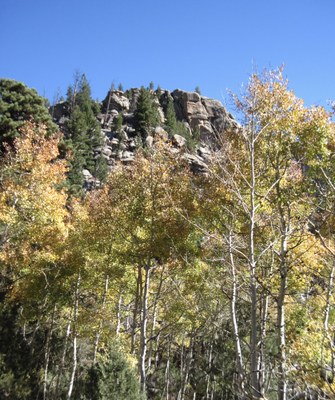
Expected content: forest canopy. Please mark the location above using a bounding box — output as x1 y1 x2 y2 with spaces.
1 70 335 399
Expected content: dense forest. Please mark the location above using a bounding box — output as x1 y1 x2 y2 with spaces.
1 69 335 400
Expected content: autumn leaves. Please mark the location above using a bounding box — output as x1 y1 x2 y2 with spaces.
1 70 335 399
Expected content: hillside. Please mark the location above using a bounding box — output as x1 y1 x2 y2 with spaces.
1 73 335 400
51 86 240 182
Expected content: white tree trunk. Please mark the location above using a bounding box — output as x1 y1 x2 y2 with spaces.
140 264 150 392
67 272 80 400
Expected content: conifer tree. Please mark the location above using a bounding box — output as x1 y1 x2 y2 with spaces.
164 95 177 135
64 74 107 194
83 345 145 400
134 87 160 141
0 79 57 151
195 85 201 95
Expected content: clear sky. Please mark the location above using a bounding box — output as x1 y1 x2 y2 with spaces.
1 0 334 109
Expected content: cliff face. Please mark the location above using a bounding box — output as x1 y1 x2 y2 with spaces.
52 88 240 178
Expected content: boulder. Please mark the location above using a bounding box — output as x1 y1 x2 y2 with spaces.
154 127 169 141
102 90 130 113
82 169 93 179
121 151 135 162
183 154 208 174
171 89 241 144
127 88 141 113
201 98 224 118
50 101 68 124
197 145 211 159
172 134 187 148
102 147 112 157
146 136 154 148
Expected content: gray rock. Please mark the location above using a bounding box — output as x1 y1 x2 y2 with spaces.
146 136 154 148
128 140 137 150
154 127 169 141
127 88 141 113
171 89 240 146
172 134 187 148
121 151 135 162
102 147 112 157
198 145 211 159
103 90 130 113
201 98 224 118
183 154 208 173
50 101 68 124
82 169 93 178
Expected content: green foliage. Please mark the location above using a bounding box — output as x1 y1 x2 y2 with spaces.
83 346 145 400
134 87 160 140
2 70 335 400
164 95 177 135
156 85 162 99
0 304 40 400
94 155 109 183
114 112 123 132
195 85 201 95
163 96 200 149
125 88 133 99
0 79 57 150
176 121 199 150
64 74 106 194
118 83 124 91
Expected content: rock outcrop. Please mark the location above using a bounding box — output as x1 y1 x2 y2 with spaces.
51 87 241 181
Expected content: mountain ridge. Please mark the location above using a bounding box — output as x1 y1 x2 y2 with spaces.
51 86 240 183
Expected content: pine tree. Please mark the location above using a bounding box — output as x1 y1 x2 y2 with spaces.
0 79 57 151
164 95 177 135
114 113 123 132
64 74 107 195
195 85 201 95
134 87 160 141
82 345 145 400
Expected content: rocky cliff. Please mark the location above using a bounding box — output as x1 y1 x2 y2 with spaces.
52 87 240 179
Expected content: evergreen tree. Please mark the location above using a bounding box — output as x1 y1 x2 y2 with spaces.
164 95 177 135
156 85 162 99
134 87 160 140
195 85 201 95
64 74 107 195
118 83 124 91
94 155 109 183
82 346 145 400
0 79 57 151
114 112 123 132
148 81 155 91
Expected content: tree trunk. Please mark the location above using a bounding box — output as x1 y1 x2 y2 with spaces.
140 264 150 392
179 334 194 400
131 266 142 355
67 272 80 400
43 304 56 400
93 274 109 364
148 266 164 371
165 335 171 400
276 174 289 400
249 129 261 398
55 321 71 399
228 229 245 395
116 289 123 337
321 255 335 382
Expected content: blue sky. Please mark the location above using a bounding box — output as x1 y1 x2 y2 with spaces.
1 0 334 109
